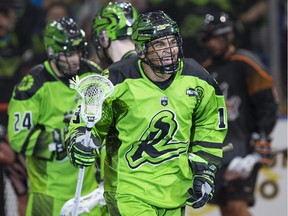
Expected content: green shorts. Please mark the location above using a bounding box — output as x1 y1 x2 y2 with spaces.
104 192 185 216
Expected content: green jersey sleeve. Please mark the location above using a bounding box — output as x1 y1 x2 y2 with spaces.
189 70 227 168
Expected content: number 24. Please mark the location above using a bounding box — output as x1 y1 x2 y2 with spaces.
14 112 32 132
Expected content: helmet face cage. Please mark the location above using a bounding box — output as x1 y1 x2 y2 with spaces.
199 12 233 42
132 11 183 74
44 17 88 58
145 35 182 74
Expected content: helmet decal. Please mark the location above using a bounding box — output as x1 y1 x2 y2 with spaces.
44 17 87 55
91 2 138 65
92 2 138 41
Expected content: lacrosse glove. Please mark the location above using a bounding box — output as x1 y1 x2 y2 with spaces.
66 129 100 168
186 153 217 209
251 132 272 165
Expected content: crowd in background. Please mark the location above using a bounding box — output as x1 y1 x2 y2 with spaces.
0 0 287 215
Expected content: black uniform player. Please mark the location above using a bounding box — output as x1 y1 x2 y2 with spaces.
199 12 278 216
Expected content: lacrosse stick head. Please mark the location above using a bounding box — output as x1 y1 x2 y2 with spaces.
59 182 106 216
70 75 114 128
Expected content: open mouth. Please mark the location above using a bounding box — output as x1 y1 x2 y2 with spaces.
68 65 80 72
161 56 173 65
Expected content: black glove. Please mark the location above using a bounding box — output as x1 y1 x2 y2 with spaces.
66 130 100 168
186 154 217 209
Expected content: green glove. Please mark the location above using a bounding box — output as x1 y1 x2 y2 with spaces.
186 153 217 209
66 129 100 168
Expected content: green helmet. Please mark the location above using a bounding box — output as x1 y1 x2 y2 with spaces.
132 10 182 54
92 2 138 41
44 17 87 56
132 11 183 74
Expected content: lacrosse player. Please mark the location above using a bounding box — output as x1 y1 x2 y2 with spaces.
59 3 139 214
59 3 139 215
7 17 103 216
66 11 227 215
198 12 278 216
91 0 138 179
91 1 138 69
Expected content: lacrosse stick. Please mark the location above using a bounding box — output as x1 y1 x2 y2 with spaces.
59 182 106 216
69 74 114 216
224 147 288 181
223 143 234 153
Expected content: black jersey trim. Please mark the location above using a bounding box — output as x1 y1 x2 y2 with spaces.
181 58 223 96
13 63 57 100
107 57 141 85
190 141 222 149
121 50 138 60
196 150 222 168
20 124 43 153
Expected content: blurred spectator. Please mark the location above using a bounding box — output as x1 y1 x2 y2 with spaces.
0 6 29 216
0 126 15 164
13 0 42 52
26 2 70 65
0 6 23 125
228 0 269 65
75 0 103 57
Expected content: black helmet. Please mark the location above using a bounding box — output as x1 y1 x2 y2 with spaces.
199 12 233 41
132 11 183 74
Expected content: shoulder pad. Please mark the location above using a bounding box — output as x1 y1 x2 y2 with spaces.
13 64 56 100
182 58 223 96
108 57 140 85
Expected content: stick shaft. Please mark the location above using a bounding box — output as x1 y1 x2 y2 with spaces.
223 143 233 153
73 167 85 216
72 129 91 216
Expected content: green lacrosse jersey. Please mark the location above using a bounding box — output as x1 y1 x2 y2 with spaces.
8 60 100 211
67 57 227 209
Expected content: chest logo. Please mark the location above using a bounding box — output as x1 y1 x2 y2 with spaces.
125 110 188 169
160 96 168 107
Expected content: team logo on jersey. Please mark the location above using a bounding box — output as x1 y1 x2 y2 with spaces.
160 96 168 106
17 75 34 91
195 86 204 107
125 110 188 169
186 88 198 96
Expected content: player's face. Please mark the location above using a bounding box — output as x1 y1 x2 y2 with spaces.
203 35 229 57
146 35 179 67
57 51 81 76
